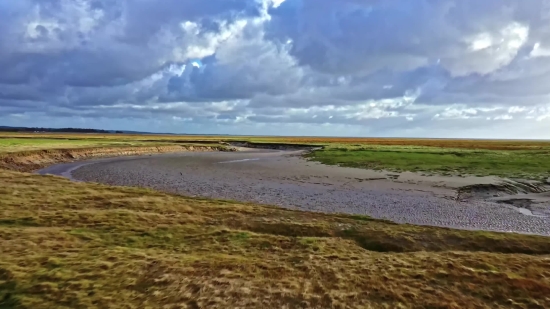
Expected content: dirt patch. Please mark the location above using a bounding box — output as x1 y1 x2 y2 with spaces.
0 145 234 173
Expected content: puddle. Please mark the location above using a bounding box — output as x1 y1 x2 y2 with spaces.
517 208 535 216
494 199 548 217
515 207 547 218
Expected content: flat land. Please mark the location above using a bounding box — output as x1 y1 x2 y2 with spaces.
3 132 550 179
1 133 550 308
306 144 550 180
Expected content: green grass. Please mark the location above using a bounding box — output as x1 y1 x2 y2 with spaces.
306 145 550 180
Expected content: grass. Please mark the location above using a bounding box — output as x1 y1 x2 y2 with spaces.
1 169 550 308
0 138 156 153
3 132 550 149
1 133 550 308
306 144 550 180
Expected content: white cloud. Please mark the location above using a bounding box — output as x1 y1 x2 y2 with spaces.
531 42 550 57
493 114 513 120
508 106 526 113
448 22 529 76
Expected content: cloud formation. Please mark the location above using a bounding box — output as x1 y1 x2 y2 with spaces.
1 0 550 138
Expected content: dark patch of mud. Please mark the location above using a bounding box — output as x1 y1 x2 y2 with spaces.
495 199 535 209
228 141 322 151
457 180 549 201
457 183 550 218
494 198 550 218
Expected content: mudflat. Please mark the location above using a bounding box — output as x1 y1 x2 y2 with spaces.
41 148 550 235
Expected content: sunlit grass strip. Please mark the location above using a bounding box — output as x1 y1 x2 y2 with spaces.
306 146 550 179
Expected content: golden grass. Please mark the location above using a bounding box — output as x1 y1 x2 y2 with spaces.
3 132 550 150
0 136 226 154
1 169 550 308
0 138 155 153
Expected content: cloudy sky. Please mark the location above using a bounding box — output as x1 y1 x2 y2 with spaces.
2 0 550 138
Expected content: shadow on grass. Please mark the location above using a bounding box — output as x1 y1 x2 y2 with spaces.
0 269 20 309
336 228 407 253
0 217 40 227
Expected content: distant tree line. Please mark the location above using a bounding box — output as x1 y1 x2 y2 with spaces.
0 126 123 134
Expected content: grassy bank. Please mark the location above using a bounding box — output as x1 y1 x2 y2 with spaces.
1 169 550 309
0 136 226 154
306 144 550 180
0 136 233 173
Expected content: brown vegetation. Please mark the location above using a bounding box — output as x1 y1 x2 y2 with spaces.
1 169 550 308
264 137 550 151
3 132 550 150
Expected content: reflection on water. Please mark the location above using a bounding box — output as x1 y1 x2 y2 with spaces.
218 158 260 164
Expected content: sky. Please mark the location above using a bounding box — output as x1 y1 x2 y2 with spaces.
1 0 550 138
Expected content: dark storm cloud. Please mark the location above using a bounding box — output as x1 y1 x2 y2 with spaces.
0 0 261 87
1 0 550 137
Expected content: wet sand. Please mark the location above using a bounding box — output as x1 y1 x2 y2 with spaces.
39 149 550 235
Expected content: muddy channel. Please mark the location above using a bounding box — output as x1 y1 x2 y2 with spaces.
38 148 550 236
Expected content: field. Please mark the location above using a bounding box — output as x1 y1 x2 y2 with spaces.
1 133 550 308
3 132 550 148
306 145 550 180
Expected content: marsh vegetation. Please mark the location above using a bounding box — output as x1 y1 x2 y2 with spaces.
1 133 549 308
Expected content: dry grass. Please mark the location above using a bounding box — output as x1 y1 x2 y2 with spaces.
0 138 155 153
3 132 550 150
266 137 550 151
1 169 550 309
0 136 226 154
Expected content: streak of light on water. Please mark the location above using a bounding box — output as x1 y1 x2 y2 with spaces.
517 207 547 217
217 158 260 164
